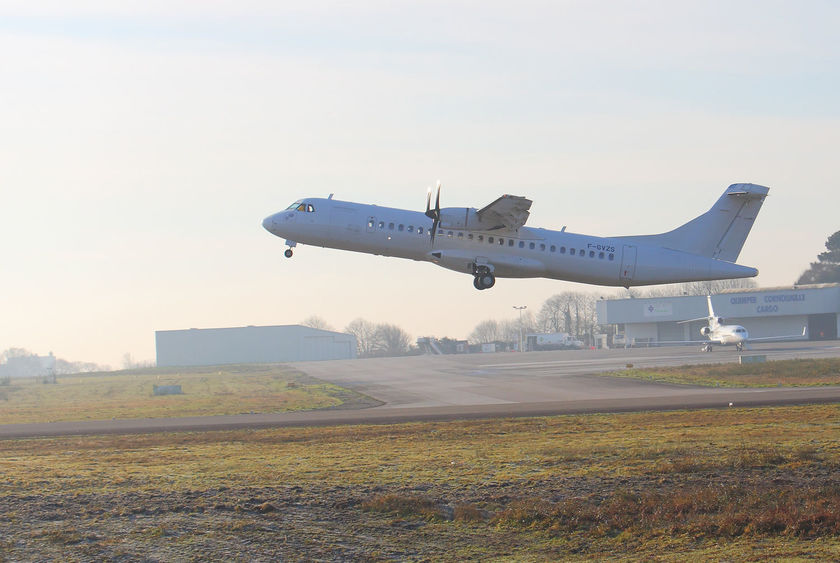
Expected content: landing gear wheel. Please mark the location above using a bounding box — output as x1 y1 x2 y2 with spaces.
473 273 496 290
284 248 294 258
736 343 744 352
702 344 713 352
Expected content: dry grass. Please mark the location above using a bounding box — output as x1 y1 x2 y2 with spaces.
605 357 840 387
2 404 840 559
0 364 372 424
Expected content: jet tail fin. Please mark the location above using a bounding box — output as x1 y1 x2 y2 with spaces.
620 183 769 261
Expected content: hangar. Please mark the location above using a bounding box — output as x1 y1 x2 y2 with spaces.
596 284 840 347
155 325 357 367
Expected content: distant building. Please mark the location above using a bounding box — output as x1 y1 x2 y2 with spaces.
0 353 56 378
597 284 840 347
155 325 357 367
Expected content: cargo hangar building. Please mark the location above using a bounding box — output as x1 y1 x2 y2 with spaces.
155 325 357 367
596 284 840 347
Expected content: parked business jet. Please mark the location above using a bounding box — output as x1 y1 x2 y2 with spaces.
678 296 806 352
262 182 769 290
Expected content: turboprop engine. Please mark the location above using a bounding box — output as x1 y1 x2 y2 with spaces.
700 326 711 336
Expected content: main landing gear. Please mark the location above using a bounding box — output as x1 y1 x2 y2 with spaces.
472 265 495 290
702 343 713 352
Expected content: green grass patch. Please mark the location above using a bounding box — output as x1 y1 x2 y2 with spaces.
0 364 375 424
2 404 840 560
604 357 840 387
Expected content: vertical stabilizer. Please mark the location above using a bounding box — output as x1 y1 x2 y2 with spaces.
618 183 769 261
707 296 720 329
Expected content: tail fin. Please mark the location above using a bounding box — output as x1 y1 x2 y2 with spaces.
706 296 720 329
622 183 769 261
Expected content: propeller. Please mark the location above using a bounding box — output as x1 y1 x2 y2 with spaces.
425 180 441 244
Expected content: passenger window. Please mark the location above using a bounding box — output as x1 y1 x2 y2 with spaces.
468 233 473 240
389 223 395 230
540 244 546 251
608 253 615 261
519 241 524 248
560 246 566 254
488 237 494 244
398 224 404 231
418 226 424 235
589 250 595 258
378 221 385 229
447 231 453 237
367 219 375 229
458 232 464 238
499 238 505 245
570 248 576 255
529 242 535 250
599 252 605 259
407 225 414 233
550 245 556 252
508 239 514 247
478 235 484 242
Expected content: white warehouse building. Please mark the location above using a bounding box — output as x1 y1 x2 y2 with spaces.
596 284 840 346
155 325 357 367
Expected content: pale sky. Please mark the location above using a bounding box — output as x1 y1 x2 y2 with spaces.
2 1 839 367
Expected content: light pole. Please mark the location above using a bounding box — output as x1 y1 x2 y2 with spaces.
513 305 527 352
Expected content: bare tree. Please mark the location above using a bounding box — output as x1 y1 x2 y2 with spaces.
344 318 383 357
376 324 411 356
469 319 501 344
536 292 598 342
300 315 334 331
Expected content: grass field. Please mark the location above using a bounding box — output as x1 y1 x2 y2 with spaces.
2 404 839 560
604 357 840 388
0 364 377 424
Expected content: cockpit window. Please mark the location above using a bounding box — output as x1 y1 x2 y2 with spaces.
286 201 315 212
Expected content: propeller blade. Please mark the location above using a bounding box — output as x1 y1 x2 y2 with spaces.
425 187 434 219
435 180 441 214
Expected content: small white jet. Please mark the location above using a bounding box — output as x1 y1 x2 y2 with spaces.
263 182 768 290
678 296 806 352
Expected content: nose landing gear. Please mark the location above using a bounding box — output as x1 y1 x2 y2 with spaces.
284 240 297 259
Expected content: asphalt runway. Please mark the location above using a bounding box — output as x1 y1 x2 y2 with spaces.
2 341 840 439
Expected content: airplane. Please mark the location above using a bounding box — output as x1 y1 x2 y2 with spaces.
677 296 806 352
262 182 769 291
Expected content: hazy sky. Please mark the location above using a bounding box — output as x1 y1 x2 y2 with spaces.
2 1 839 367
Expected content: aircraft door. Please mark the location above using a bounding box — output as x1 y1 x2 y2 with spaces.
619 245 637 284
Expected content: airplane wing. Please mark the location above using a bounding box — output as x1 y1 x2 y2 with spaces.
747 327 807 342
476 195 533 231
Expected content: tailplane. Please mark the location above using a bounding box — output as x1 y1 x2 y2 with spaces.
620 183 769 261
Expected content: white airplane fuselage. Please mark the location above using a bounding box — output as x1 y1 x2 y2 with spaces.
262 190 762 288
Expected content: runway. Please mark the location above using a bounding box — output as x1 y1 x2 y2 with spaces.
2 341 840 439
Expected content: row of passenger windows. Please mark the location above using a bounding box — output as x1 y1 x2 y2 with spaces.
366 218 616 261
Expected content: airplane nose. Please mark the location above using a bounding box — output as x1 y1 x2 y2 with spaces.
262 214 276 233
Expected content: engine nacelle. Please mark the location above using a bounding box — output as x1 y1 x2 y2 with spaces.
700 326 711 336
438 207 488 231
